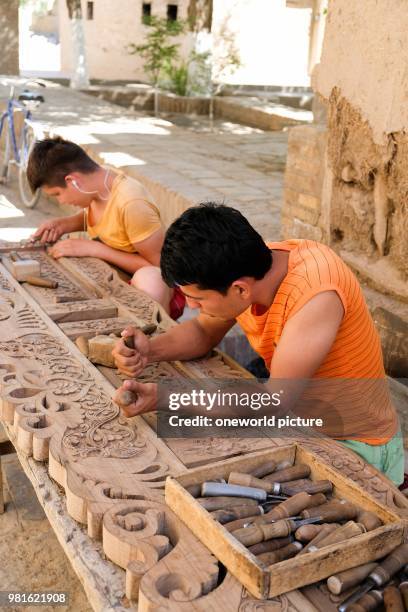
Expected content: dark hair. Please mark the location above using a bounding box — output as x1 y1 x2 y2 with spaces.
27 137 99 192
161 203 273 293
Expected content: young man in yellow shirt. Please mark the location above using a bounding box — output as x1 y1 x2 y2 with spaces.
27 137 185 318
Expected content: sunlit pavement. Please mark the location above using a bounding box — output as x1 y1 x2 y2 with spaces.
0 77 287 243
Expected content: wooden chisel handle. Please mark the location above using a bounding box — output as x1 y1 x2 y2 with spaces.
382 585 405 612
211 505 263 524
232 519 294 546
347 590 383 612
186 484 202 498
248 535 294 555
228 471 273 492
327 562 378 595
399 581 408 610
281 479 333 496
301 500 358 522
197 496 258 511
113 388 137 408
257 542 303 565
250 461 277 478
298 524 339 555
370 543 408 585
186 479 227 498
224 514 261 532
264 492 327 521
308 521 366 551
296 522 340 542
262 463 311 483
123 325 157 349
123 335 135 349
357 511 382 531
25 275 58 288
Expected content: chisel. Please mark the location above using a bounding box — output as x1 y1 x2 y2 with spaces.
400 581 408 610
197 496 259 512
224 492 327 532
306 521 366 551
327 561 377 595
262 463 311 483
301 499 358 522
250 460 277 478
257 542 303 565
231 516 325 547
228 471 332 496
248 535 294 555
201 482 288 502
383 585 405 612
346 590 383 612
338 543 408 611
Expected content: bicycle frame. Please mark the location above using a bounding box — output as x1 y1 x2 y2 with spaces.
0 98 31 167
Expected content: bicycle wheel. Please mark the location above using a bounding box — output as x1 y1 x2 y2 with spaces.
18 124 40 208
0 118 11 184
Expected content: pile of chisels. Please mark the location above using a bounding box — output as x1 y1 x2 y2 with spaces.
185 458 407 609
330 543 408 611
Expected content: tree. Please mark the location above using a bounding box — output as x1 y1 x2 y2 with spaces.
128 16 185 116
187 0 213 32
65 0 89 89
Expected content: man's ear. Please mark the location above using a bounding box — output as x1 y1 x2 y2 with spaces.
231 278 253 299
64 173 75 187
64 172 81 187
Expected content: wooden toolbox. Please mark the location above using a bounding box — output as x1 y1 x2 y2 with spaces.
165 443 407 599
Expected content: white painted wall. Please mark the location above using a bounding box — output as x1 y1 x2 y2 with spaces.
212 0 312 86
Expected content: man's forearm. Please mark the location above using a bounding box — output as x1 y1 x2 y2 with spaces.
94 243 151 273
148 319 216 362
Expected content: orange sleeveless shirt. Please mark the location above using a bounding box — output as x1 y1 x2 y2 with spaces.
236 240 398 444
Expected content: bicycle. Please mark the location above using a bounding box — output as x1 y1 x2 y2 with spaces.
0 79 46 208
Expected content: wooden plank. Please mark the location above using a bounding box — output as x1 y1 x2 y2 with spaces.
44 299 118 323
59 317 135 340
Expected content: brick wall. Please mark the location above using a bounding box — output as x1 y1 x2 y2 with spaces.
282 124 327 241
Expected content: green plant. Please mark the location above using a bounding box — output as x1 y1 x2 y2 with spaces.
128 16 185 113
128 16 185 88
165 61 189 96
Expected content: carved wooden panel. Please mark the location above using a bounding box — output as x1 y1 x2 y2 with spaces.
18 250 96 304
1 254 408 611
59 256 167 329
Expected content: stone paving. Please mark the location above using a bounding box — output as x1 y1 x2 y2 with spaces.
0 77 288 241
0 428 91 611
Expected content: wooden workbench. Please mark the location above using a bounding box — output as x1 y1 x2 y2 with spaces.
1 248 407 611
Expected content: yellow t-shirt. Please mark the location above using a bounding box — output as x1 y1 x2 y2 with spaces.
86 174 162 253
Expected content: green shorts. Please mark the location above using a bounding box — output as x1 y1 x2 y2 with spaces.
339 429 404 487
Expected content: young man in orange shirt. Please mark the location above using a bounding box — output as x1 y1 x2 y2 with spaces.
27 137 185 318
112 203 403 485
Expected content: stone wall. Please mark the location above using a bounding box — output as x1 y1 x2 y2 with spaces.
281 0 408 379
0 0 19 75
